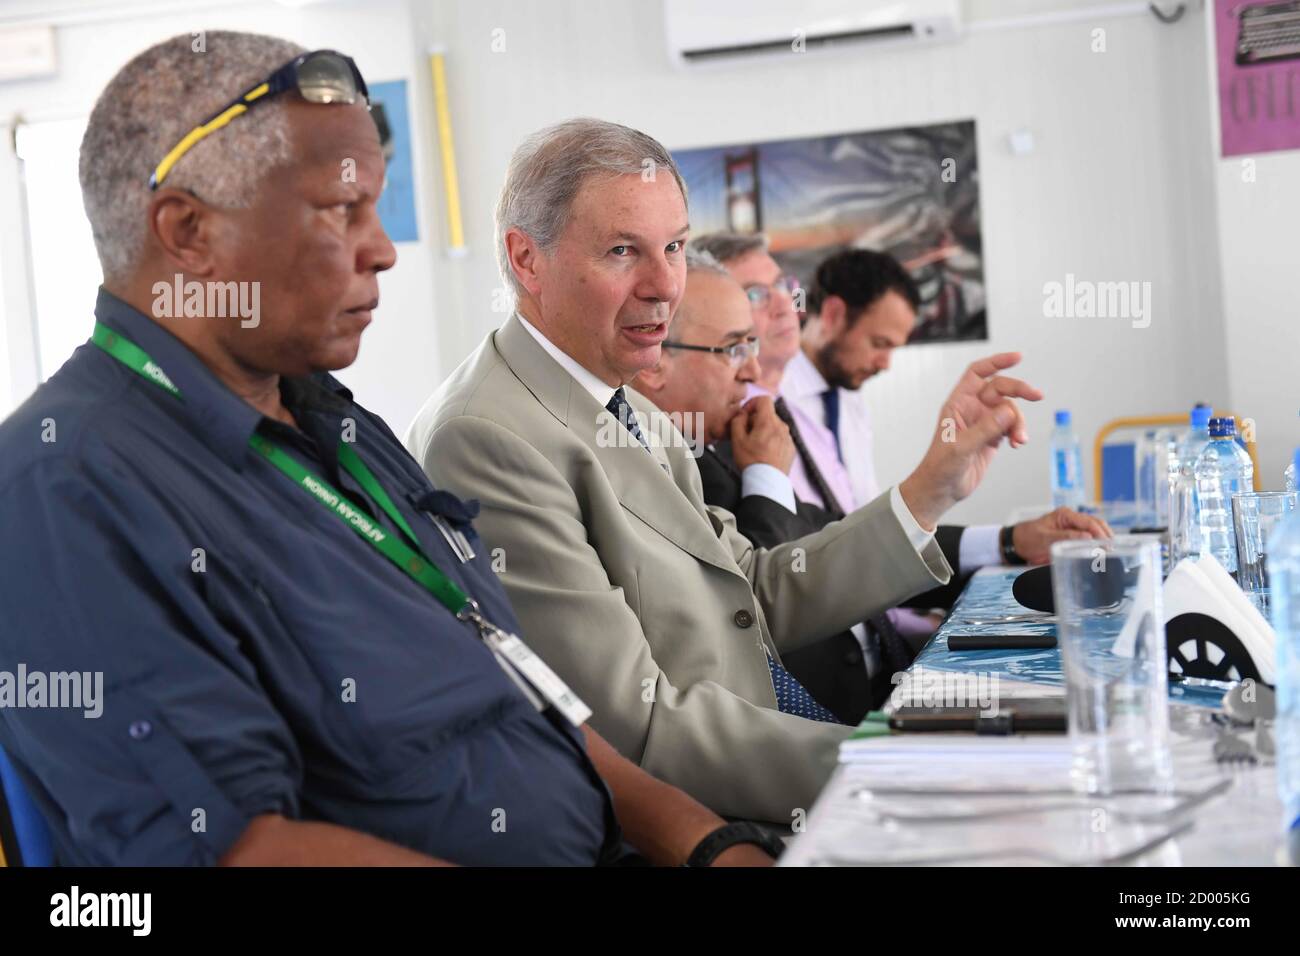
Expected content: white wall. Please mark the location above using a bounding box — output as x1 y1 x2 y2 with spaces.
413 0 1230 524
0 0 442 428
1204 6 1300 491
4 1 1288 518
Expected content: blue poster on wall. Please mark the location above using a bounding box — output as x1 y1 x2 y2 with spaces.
369 79 419 243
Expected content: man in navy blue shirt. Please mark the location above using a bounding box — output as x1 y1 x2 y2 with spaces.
0 31 776 867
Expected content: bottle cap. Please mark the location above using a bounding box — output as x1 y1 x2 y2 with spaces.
1208 417 1235 438
1054 409 1071 426
1189 405 1212 430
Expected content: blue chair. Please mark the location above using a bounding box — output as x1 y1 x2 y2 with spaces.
0 746 55 866
1100 441 1137 504
1093 413 1261 505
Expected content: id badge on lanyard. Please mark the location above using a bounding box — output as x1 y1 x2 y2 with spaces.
91 320 592 728
459 604 592 727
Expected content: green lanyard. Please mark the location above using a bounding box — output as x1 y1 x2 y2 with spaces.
90 321 482 624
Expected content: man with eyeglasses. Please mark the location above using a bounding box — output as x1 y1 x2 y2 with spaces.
685 234 958 717
691 238 1111 681
634 250 877 722
634 250 800 557
408 118 1047 824
0 32 785 867
689 233 861 535
731 256 803 397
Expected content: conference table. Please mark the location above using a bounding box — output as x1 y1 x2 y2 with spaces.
780 567 1285 866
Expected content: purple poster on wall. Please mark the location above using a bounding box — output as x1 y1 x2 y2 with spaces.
1217 0 1300 156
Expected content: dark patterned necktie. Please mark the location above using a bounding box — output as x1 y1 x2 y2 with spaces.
773 397 845 519
871 609 916 684
605 387 651 453
766 651 841 723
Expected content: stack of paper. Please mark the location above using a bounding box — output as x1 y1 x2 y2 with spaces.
838 734 1075 792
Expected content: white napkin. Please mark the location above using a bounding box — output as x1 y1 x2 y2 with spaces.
1161 554 1276 684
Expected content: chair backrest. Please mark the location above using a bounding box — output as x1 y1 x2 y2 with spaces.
1100 441 1137 503
0 746 55 866
1093 412 1261 505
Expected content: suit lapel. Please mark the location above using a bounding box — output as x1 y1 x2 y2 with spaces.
494 316 737 573
703 443 741 483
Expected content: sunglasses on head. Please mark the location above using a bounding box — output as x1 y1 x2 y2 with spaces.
149 49 370 190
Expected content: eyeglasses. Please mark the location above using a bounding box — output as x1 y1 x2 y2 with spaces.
744 275 801 310
662 336 760 367
149 49 370 189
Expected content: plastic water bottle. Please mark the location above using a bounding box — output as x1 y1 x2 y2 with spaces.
1270 447 1300 865
1174 404 1213 466
1287 460 1297 493
1139 427 1180 528
1193 417 1254 574
1169 405 1213 562
1050 410 1085 509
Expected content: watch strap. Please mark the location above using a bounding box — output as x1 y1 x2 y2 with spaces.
684 821 784 867
1000 525 1027 566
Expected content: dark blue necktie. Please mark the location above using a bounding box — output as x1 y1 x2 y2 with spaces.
766 651 841 723
821 388 843 463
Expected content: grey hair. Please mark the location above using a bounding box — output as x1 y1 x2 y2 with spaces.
673 246 737 342
494 117 688 300
684 245 730 277
689 231 769 265
79 31 307 282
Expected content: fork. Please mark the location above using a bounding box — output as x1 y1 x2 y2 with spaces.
1213 729 1257 765
858 778 1231 825
808 818 1194 866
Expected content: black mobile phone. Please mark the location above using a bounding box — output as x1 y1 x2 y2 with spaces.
946 633 1057 651
890 697 1067 734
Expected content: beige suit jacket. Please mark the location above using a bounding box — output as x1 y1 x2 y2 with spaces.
405 315 951 822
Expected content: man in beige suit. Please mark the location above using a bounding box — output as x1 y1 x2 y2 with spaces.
406 118 1042 823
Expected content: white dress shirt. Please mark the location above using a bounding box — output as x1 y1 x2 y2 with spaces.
518 312 619 408
518 313 934 553
521 313 791 500
737 461 798 513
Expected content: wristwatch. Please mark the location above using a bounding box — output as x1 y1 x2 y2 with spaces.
1000 525 1027 566
684 821 785 867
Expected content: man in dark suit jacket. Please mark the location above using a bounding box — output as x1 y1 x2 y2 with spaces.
699 233 1113 578
635 249 970 722
639 246 1110 722
696 440 968 610
695 438 968 721
692 236 1112 553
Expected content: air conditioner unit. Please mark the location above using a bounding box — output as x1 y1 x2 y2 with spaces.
664 0 963 68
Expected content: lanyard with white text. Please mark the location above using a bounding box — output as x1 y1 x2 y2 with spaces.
90 323 462 602
90 321 592 724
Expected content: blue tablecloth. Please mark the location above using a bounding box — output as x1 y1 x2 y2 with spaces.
916 567 1229 709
